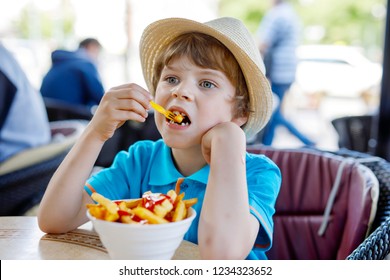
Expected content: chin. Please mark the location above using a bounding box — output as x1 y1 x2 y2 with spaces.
162 135 200 150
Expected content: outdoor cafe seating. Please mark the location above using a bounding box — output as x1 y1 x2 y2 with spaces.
329 148 390 259
247 145 390 260
331 114 376 154
0 120 86 216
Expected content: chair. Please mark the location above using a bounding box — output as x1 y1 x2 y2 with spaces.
246 145 379 259
346 216 390 260
325 148 390 260
0 120 86 216
331 115 375 153
43 97 93 121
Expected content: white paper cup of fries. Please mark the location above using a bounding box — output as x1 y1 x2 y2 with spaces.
87 206 196 260
86 190 197 260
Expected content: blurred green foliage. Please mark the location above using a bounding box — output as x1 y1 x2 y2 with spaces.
12 0 387 54
15 2 74 40
219 0 386 49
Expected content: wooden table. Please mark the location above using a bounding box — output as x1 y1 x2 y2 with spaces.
0 216 200 260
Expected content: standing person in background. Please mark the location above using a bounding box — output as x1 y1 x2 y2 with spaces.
0 43 51 162
257 0 314 146
40 38 105 109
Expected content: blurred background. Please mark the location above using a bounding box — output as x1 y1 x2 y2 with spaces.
0 0 387 151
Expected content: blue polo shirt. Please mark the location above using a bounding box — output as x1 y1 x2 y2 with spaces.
85 139 281 259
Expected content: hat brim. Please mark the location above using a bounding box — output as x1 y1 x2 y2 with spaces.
140 17 273 138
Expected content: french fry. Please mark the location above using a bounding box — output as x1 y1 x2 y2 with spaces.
124 198 142 209
183 198 198 208
91 193 119 216
175 178 185 194
172 200 187 222
120 215 139 224
174 192 185 207
117 201 127 210
104 211 120 222
87 204 106 220
132 207 169 224
167 190 177 203
153 199 173 218
117 201 134 216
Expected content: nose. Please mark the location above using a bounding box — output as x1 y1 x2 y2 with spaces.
171 83 193 101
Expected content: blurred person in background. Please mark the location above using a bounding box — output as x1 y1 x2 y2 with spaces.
0 43 51 162
40 38 105 109
256 0 314 146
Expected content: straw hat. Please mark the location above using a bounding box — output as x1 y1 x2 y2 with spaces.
140 17 273 138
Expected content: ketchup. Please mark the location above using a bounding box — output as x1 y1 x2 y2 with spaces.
141 193 173 211
117 210 130 217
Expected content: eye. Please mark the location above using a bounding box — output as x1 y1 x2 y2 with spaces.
166 76 179 84
200 80 216 89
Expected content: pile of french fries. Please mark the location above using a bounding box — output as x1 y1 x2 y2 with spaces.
87 189 197 225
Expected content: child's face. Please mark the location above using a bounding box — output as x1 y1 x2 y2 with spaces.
154 55 238 149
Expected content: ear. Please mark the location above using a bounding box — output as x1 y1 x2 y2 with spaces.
232 115 248 127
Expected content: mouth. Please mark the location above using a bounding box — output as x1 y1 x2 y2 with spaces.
168 109 191 126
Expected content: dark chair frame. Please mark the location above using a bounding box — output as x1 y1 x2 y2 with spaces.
331 115 376 154
327 148 390 260
346 217 390 260
43 97 93 121
0 150 67 216
0 120 86 216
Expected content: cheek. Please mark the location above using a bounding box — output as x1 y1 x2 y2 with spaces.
198 102 235 125
155 83 170 98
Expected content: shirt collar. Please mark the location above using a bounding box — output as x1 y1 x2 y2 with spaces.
149 142 209 186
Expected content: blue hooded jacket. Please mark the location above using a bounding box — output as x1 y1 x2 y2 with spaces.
40 49 104 107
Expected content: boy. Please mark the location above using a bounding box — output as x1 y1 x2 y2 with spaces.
38 17 281 260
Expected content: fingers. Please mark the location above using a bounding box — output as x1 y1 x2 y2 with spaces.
87 83 153 141
99 83 152 121
109 83 152 111
108 98 149 120
201 122 246 164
